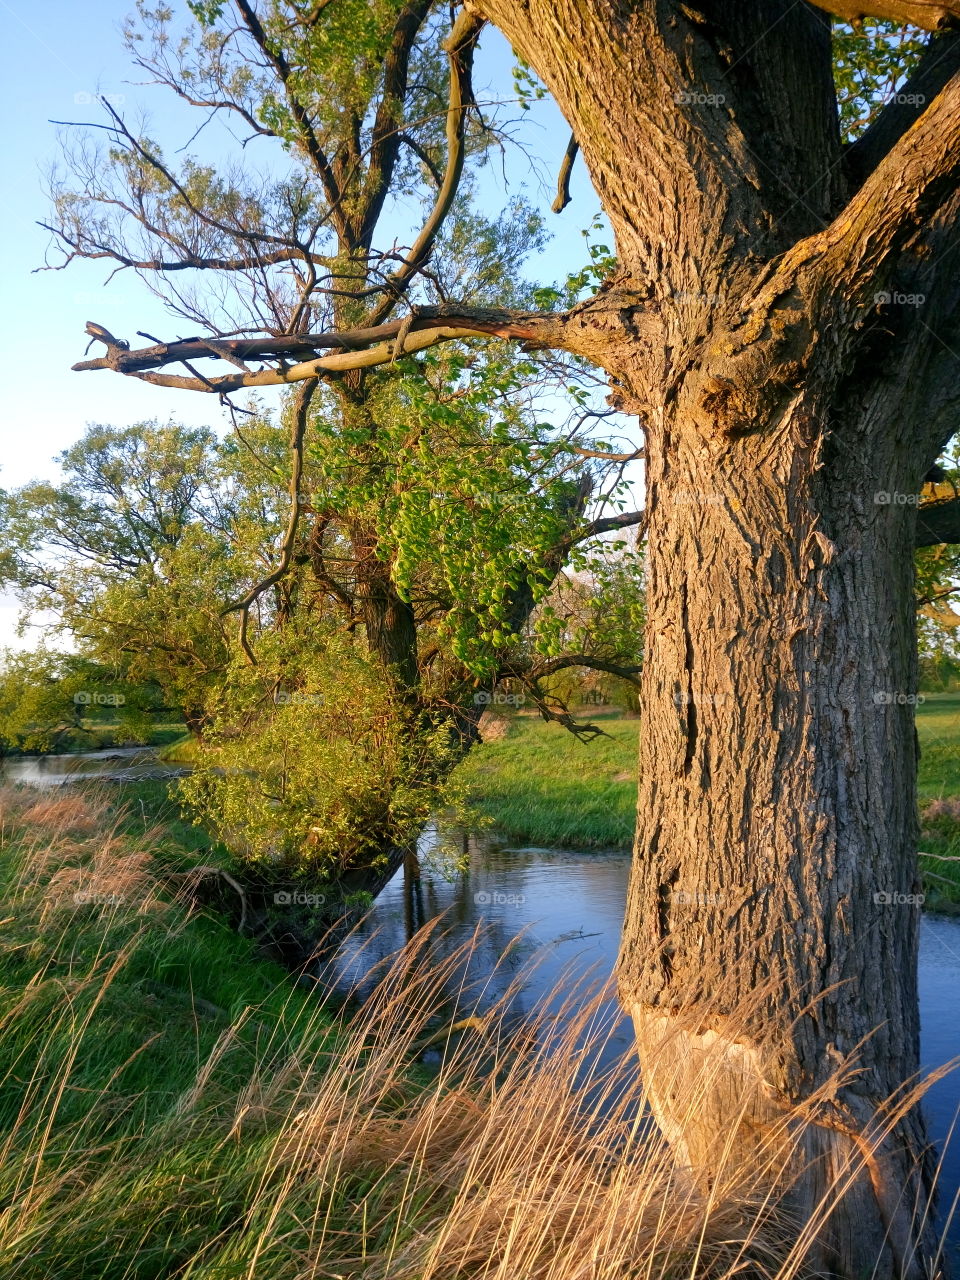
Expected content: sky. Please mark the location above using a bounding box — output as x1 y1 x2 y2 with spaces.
0 0 629 650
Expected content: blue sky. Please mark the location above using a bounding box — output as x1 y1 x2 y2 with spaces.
0 0 624 648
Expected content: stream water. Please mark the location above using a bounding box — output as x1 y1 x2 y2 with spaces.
322 823 960 1254
0 746 188 787
5 749 960 1252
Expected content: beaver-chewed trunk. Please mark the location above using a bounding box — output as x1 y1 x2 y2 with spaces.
617 383 937 1277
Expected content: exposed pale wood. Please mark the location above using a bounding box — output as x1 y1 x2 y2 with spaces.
810 0 960 28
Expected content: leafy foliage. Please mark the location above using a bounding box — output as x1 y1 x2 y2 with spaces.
0 649 165 753
832 19 929 140
178 624 469 874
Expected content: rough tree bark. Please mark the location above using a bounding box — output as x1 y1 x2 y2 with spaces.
466 2 960 1274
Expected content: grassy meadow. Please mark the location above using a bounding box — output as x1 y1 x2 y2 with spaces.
0 782 884 1279
459 694 960 908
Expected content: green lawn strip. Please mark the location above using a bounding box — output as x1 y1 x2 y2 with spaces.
917 692 960 801
0 791 389 1280
458 716 639 849
460 702 960 907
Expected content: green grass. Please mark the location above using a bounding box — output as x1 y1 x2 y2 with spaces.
0 783 802 1280
108 776 215 868
457 714 639 849
0 775 950 1274
459 699 960 908
917 692 960 800
0 786 342 1278
156 731 202 764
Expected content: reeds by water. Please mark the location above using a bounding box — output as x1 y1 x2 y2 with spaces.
0 784 955 1278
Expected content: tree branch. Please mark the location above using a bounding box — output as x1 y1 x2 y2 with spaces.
222 379 317 662
232 0 344 229
570 446 644 462
36 224 314 275
571 510 647 546
807 65 960 301
72 306 569 391
364 10 484 326
551 134 579 214
916 496 960 546
809 1 960 29
360 0 434 245
521 654 642 684
845 33 960 189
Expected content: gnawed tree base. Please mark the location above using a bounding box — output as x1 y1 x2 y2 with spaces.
628 1003 943 1279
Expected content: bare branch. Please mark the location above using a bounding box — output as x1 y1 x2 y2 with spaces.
551 134 579 214
397 132 444 187
571 510 647 546
808 1 960 29
36 222 314 275
72 305 569 391
570 445 644 462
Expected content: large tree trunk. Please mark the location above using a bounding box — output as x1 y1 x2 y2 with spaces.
467 3 960 1271
615 382 939 1274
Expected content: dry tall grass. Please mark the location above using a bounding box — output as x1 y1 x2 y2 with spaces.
0 783 955 1279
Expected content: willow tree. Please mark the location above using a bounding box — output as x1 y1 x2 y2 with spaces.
56 0 960 1273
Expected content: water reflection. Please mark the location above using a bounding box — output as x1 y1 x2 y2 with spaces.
0 747 188 787
321 823 960 1252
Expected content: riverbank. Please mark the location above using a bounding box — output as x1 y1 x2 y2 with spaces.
0 722 188 757
0 783 333 1276
0 782 838 1279
459 695 960 907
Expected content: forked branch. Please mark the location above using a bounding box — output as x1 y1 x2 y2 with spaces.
72 306 571 393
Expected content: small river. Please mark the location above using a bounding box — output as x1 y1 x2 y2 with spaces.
6 749 960 1252
322 823 960 1255
1 746 188 787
